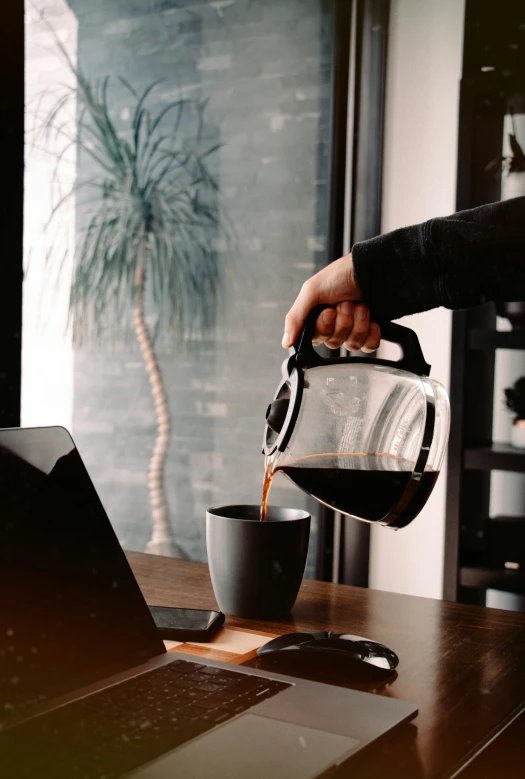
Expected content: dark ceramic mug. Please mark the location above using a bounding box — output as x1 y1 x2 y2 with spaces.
206 505 310 619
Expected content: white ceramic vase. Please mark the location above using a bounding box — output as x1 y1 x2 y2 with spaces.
510 420 525 450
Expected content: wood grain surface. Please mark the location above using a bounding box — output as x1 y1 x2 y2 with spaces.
127 551 525 779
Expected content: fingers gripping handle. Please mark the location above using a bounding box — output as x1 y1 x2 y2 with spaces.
291 304 329 366
292 304 431 376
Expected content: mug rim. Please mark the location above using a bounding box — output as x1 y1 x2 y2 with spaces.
206 504 310 523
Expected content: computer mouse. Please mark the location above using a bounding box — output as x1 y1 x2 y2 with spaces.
257 631 399 672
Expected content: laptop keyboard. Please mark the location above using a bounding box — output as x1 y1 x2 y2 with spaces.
3 658 290 779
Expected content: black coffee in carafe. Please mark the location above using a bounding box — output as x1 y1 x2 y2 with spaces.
262 453 439 526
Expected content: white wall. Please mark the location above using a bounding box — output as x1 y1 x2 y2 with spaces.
22 1 77 431
368 0 465 599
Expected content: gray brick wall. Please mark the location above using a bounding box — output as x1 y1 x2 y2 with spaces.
68 0 332 574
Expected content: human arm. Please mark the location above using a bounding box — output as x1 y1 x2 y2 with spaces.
282 196 525 349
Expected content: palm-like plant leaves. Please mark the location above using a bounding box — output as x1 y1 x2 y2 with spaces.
32 26 228 557
508 133 525 173
40 52 222 349
505 377 525 420
485 113 525 175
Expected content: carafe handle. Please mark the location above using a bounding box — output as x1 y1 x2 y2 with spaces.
292 304 431 376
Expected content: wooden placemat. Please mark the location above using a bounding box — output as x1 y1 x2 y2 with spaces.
163 626 276 664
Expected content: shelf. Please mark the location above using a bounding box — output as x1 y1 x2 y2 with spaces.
469 329 525 350
486 514 525 524
460 566 525 593
464 443 525 473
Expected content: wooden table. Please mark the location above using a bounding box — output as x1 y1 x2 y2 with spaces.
127 551 525 779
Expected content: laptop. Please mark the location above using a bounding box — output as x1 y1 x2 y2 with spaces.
0 426 417 778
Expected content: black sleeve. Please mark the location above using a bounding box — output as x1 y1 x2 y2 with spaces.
351 196 525 321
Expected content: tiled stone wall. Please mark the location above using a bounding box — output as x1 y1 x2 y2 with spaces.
68 0 332 573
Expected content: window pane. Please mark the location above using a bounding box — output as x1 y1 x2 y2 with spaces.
24 0 333 576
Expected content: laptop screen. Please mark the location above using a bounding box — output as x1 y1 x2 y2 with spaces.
0 426 165 724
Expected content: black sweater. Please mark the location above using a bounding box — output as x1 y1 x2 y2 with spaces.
351 196 525 321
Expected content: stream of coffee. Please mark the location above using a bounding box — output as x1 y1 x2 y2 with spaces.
261 453 439 524
260 460 274 521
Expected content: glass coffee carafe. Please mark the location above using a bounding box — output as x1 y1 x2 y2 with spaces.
263 306 450 529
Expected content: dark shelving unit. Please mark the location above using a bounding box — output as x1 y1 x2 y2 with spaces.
445 309 525 607
464 444 525 473
459 513 525 595
469 330 525 351
459 566 525 593
444 0 525 609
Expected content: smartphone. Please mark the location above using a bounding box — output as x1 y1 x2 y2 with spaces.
148 605 225 642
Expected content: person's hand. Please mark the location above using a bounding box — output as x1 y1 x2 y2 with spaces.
282 253 381 353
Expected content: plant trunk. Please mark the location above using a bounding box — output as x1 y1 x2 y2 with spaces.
133 265 186 558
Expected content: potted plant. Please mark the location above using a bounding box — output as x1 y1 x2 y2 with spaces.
37 37 225 558
486 110 525 194
505 377 525 449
